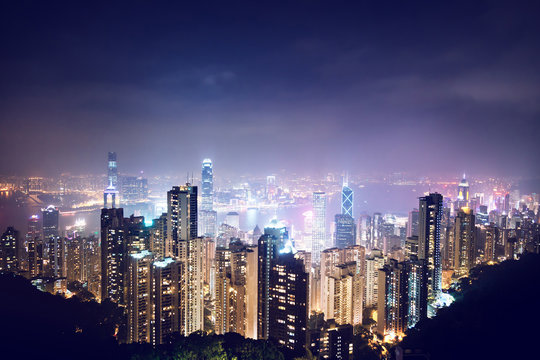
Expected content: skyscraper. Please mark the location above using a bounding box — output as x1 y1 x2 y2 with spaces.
341 177 353 217
201 159 213 211
153 257 182 345
457 174 470 209
127 250 153 344
407 209 419 238
454 207 476 276
100 207 126 303
166 185 197 258
268 252 308 355
418 193 443 301
108 152 118 189
42 205 62 277
27 215 42 277
334 214 356 249
312 191 327 264
0 227 19 272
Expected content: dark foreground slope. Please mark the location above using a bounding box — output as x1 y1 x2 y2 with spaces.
399 254 540 359
0 274 286 360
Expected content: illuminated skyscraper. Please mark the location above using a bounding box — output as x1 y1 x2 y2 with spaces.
334 214 356 249
27 215 42 277
341 177 353 217
457 174 470 209
201 159 213 211
108 152 118 189
418 193 443 301
100 207 126 303
364 249 385 307
153 257 182 345
166 185 197 258
268 252 308 355
42 205 62 277
372 213 383 250
407 209 419 238
454 207 476 276
312 191 327 264
0 227 19 272
127 250 153 344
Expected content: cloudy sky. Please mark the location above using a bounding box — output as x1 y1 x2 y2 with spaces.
1 1 539 178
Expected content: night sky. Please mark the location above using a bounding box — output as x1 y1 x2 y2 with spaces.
1 1 539 178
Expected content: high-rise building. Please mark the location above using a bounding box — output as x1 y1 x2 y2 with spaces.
454 207 476 276
358 215 371 248
100 207 126 303
334 214 356 249
268 252 308 355
0 227 19 272
407 209 419 238
364 249 385 307
457 174 470 209
108 152 118 189
121 176 148 204
27 215 42 277
201 159 213 211
127 250 153 344
42 205 62 277
257 224 288 339
418 193 443 301
312 192 327 264
152 257 182 345
341 177 353 217
166 185 197 258
372 213 383 250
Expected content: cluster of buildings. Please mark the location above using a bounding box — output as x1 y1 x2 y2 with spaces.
1 155 539 359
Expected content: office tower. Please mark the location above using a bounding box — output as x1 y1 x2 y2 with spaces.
202 237 216 297
407 209 419 238
341 177 353 217
65 234 82 283
121 176 148 204
108 152 118 188
335 214 356 249
454 207 476 276
182 237 204 335
125 215 149 254
457 174 470 209
483 224 498 262
377 260 408 337
166 185 197 258
27 215 42 277
153 258 182 345
257 224 289 339
364 249 385 307
200 210 217 238
104 152 119 208
214 243 258 338
405 236 419 259
1 227 19 272
100 207 126 303
149 213 167 258
200 159 216 237
418 193 443 301
312 191 327 264
201 159 213 211
372 213 383 250
42 205 62 277
405 256 427 327
358 215 372 248
268 252 308 355
127 250 153 344
225 211 240 229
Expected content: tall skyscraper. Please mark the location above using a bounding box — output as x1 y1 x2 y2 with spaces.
257 224 288 339
364 249 385 307
100 207 126 303
334 214 356 249
341 177 353 217
457 174 470 209
312 191 327 264
27 215 42 277
201 159 213 211
166 185 197 258
418 193 443 301
42 205 62 277
454 207 476 276
268 252 308 355
127 250 153 344
407 209 419 238
104 152 119 208
153 257 182 345
0 227 19 272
